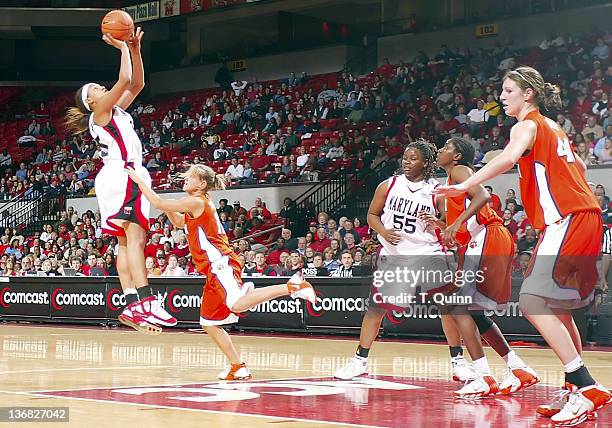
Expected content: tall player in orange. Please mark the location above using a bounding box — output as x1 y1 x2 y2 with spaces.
126 164 315 380
436 66 610 426
435 137 539 399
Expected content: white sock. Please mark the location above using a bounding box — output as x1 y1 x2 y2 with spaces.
473 356 491 376
503 350 526 369
564 356 584 373
124 288 137 295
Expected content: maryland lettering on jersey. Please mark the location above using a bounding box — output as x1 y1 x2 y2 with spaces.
386 196 433 218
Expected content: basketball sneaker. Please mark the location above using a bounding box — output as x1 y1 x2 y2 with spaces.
287 273 316 303
550 383 611 426
118 304 162 335
451 356 476 382
138 295 178 327
218 363 252 381
454 376 500 399
537 384 598 421
498 366 540 395
334 356 368 380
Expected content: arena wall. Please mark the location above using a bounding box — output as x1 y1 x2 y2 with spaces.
378 3 612 63
148 44 352 96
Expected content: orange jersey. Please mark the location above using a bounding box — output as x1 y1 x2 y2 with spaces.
184 194 240 274
517 110 599 229
445 177 503 246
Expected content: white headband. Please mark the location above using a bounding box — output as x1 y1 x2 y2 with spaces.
81 83 95 112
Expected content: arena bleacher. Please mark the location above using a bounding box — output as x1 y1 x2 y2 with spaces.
0 29 610 281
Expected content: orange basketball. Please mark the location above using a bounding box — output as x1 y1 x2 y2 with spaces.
101 10 134 42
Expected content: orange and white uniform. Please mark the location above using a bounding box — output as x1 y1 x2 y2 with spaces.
517 110 601 308
445 177 514 309
185 194 250 326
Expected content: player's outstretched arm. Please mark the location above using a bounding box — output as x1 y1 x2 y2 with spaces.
441 165 491 246
434 120 536 197
125 166 203 215
164 211 185 229
118 27 145 110
93 34 133 124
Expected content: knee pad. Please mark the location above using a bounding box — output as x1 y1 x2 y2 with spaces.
471 313 494 334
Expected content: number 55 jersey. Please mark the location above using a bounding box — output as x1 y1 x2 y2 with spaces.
379 174 444 256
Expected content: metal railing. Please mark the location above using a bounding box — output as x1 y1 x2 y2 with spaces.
0 191 64 236
286 167 351 236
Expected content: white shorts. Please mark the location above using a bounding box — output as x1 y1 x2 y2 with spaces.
95 164 151 237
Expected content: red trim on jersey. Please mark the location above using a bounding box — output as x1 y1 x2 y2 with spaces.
104 115 128 163
134 187 149 230
106 173 134 234
384 176 397 200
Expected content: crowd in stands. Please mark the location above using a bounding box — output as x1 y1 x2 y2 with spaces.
1 29 611 202
0 28 610 285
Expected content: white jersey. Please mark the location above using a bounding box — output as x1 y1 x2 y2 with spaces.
378 175 444 256
89 106 144 167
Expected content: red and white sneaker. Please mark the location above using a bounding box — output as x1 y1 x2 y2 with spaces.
537 384 599 421
498 366 540 395
287 273 316 303
137 295 178 327
118 304 162 335
550 383 611 426
218 363 252 381
454 376 500 399
451 356 476 382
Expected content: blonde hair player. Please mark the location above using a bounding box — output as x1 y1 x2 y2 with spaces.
435 66 610 425
65 29 176 334
126 163 315 380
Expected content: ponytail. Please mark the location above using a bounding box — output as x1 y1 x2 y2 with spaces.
65 85 91 135
504 66 563 111
181 164 227 193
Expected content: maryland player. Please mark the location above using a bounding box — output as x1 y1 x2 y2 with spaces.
435 137 539 399
436 66 610 425
65 29 176 334
335 141 473 382
126 164 315 380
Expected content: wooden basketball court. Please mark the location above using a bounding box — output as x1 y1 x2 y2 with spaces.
1 324 611 427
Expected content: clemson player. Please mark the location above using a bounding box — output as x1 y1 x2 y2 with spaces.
436 136 539 399
435 66 610 426
126 164 315 380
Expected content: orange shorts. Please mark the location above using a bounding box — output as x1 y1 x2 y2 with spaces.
521 210 602 309
200 255 250 326
455 224 514 309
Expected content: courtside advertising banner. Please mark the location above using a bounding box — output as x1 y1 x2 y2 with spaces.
0 279 49 317
161 282 202 323
50 281 107 320
237 296 305 329
0 277 585 342
303 278 370 328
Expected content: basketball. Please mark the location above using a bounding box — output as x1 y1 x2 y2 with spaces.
101 10 134 41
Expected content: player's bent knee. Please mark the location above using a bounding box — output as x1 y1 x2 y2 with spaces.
471 313 494 334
